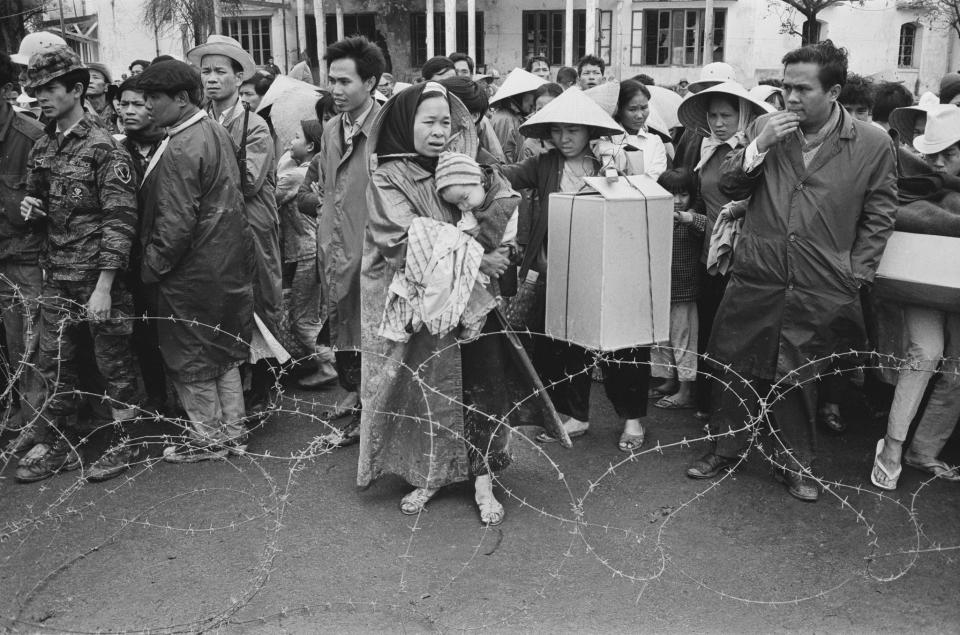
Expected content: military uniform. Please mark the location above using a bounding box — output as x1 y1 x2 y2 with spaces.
25 112 141 418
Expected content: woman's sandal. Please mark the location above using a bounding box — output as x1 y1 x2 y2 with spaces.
400 487 438 515
870 438 901 491
903 453 960 482
476 496 505 526
618 429 645 453
536 420 589 443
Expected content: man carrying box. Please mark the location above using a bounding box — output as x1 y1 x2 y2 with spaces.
686 40 898 502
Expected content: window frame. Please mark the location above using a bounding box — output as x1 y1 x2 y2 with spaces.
521 9 587 66
409 11 486 68
222 16 272 66
898 22 919 68
641 8 725 67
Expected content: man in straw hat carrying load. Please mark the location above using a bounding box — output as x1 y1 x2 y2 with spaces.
687 40 898 502
16 46 144 483
187 34 283 415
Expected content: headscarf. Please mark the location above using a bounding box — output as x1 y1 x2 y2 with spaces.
695 97 752 173
438 76 488 116
375 81 450 173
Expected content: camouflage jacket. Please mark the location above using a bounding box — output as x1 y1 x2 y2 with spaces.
0 106 45 263
26 114 138 281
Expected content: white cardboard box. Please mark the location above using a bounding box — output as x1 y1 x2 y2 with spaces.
875 231 960 312
546 175 673 351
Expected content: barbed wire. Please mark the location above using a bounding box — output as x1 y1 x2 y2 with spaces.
0 283 957 631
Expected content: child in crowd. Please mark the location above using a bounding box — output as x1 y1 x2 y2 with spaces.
650 168 707 409
434 151 520 293
275 119 337 387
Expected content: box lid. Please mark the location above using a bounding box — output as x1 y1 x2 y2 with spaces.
582 174 671 200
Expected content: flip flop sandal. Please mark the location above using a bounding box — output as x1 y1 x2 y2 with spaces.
536 427 588 443
400 488 437 515
870 438 901 491
18 443 50 467
319 419 360 448
477 498 505 526
655 396 696 410
903 454 960 482
820 411 846 434
647 387 671 399
618 430 645 453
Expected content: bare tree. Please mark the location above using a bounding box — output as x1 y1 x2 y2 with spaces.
142 0 240 48
767 0 862 43
904 0 960 40
0 0 47 53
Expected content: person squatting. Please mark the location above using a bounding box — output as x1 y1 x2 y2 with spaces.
2 31 960 525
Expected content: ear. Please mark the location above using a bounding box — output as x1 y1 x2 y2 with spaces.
826 83 842 102
362 75 377 94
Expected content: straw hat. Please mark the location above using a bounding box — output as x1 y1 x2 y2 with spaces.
490 67 546 105
889 104 931 142
366 84 479 174
186 34 256 79
11 31 67 65
678 81 773 136
85 62 112 84
688 62 738 93
583 80 620 116
519 87 624 140
648 84 682 130
913 104 960 155
749 84 784 104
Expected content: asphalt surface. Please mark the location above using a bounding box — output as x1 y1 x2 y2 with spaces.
1 378 959 633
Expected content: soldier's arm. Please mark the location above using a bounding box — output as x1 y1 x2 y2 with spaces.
95 144 138 274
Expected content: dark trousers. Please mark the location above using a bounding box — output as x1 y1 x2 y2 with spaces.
712 372 817 468
696 266 729 413
335 350 361 393
460 318 513 475
534 337 650 422
37 279 141 422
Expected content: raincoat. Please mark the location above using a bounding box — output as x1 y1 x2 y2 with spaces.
211 100 283 335
139 113 254 383
708 107 898 382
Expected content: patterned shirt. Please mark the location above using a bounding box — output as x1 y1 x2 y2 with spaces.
26 114 138 280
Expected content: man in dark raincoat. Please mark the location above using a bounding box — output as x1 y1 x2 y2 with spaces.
136 61 255 463
686 41 898 502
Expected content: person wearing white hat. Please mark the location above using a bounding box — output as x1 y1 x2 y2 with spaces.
689 40 898 503
500 88 653 451
10 31 67 66
687 62 737 94
188 34 283 415
489 68 546 162
872 104 960 490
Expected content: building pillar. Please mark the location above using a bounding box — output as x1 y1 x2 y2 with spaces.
296 0 307 59
585 0 596 56
703 0 714 64
467 0 476 67
426 0 435 60
336 1 344 40
564 0 573 67
213 0 222 35
444 0 456 55
314 0 326 84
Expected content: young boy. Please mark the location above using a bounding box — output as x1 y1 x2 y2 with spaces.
276 119 337 388
650 168 706 409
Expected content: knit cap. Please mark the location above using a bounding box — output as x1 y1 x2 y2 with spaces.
435 151 483 192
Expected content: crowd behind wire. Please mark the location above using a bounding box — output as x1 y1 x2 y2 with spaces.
1 28 960 526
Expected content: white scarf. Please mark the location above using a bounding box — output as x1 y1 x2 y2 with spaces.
694 99 752 173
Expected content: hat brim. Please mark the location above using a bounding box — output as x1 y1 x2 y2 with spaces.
678 83 773 136
490 68 547 105
687 79 724 94
186 43 257 79
10 53 29 65
22 65 88 90
520 87 625 140
913 133 960 156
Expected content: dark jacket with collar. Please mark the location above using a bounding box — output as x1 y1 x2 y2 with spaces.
709 107 898 381
0 107 45 263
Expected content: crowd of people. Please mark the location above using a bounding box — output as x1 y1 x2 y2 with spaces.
2 29 960 526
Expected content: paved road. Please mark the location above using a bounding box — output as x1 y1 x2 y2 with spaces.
1 381 958 633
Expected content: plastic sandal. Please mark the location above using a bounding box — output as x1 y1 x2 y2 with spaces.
618 430 645 453
400 487 437 515
903 453 960 482
870 438 901 491
477 497 505 526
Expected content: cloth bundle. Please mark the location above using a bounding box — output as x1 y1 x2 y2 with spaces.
380 217 497 343
706 199 748 276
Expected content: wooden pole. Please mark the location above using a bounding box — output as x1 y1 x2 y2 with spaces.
703 0 714 64
314 0 326 84
336 1 345 40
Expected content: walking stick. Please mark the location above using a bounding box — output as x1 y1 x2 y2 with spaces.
490 307 572 448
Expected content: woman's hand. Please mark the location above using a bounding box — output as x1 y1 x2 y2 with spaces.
480 247 510 277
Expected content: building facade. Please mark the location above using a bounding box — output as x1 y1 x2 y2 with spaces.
39 0 958 95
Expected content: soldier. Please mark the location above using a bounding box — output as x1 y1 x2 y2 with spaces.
0 51 45 453
85 62 119 133
16 46 143 483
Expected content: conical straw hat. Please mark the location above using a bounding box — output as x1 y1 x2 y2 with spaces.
584 80 620 116
648 85 682 130
678 81 773 137
519 87 624 140
490 67 547 105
